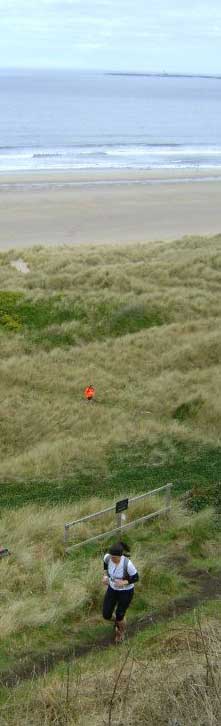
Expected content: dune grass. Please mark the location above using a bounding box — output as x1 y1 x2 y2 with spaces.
1 594 221 724
1 235 221 510
0 495 220 678
1 235 221 723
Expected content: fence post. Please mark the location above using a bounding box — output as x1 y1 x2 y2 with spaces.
64 524 69 546
116 513 123 531
165 483 172 514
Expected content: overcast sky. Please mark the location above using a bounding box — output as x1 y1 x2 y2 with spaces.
0 0 221 74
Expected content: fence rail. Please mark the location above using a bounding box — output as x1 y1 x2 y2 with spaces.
64 482 172 552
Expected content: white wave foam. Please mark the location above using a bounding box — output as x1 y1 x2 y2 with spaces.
1 144 221 171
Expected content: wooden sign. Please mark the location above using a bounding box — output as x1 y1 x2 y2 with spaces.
115 498 129 514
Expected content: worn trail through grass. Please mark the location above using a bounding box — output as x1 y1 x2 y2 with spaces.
2 566 221 690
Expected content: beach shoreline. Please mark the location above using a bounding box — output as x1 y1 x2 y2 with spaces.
1 166 221 187
0 167 221 250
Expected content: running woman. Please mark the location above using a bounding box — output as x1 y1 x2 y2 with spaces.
102 541 139 643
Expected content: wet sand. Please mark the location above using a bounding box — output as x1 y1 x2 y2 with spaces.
0 168 221 250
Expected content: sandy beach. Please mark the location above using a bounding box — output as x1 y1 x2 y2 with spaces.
0 168 221 250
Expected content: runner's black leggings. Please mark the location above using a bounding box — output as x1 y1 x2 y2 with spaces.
103 586 134 622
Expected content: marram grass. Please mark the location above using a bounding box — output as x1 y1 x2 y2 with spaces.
1 235 221 509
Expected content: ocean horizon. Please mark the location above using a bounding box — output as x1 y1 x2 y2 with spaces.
1 69 221 173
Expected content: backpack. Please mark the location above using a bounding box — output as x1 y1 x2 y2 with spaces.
106 554 129 580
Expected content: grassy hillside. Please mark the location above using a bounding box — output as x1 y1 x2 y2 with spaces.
1 235 221 725
1 235 221 509
0 496 221 725
0 494 191 670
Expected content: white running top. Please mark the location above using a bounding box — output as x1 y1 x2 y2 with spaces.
104 553 137 591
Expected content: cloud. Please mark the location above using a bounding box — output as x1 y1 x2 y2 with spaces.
0 0 220 71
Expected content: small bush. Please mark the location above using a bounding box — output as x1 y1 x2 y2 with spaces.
173 397 204 421
0 290 23 330
0 313 21 331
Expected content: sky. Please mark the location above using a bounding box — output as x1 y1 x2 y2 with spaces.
0 0 221 74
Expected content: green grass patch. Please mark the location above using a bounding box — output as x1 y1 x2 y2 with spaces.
0 290 169 348
173 396 204 421
1 437 221 509
103 302 168 336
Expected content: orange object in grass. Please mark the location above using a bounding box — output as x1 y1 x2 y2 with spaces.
84 385 95 400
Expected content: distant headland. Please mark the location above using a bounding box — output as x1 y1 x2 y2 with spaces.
105 71 221 80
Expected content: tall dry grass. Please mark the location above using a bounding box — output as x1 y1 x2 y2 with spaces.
0 493 163 638
1 615 221 725
0 496 217 641
0 235 221 484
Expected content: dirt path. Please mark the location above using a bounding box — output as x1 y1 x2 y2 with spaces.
1 569 221 689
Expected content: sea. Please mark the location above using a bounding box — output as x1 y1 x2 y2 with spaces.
0 69 221 175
